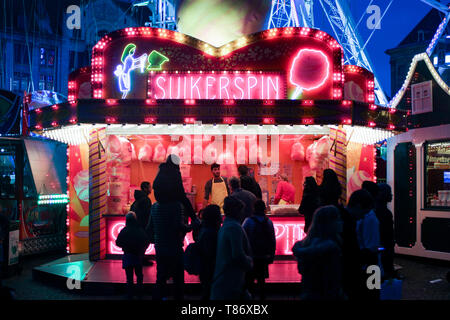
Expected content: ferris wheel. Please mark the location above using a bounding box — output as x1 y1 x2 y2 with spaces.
132 0 449 107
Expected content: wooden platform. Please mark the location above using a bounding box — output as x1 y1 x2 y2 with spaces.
33 254 302 295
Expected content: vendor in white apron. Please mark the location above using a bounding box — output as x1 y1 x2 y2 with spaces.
204 163 230 212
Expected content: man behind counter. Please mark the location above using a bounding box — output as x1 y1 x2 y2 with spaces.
204 163 230 211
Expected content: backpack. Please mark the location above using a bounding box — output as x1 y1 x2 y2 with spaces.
184 242 201 275
248 217 274 263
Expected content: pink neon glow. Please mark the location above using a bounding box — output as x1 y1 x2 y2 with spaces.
149 73 284 100
290 49 330 92
107 218 305 256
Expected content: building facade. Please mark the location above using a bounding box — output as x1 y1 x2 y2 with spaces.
386 9 449 106
0 0 151 97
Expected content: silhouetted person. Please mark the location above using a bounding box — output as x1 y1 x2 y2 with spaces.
347 189 380 300
238 165 262 199
243 200 276 300
376 183 395 279
292 205 344 300
298 176 319 233
153 154 197 222
318 169 342 206
116 212 150 299
149 155 195 300
362 180 379 200
131 181 152 229
196 204 222 300
229 176 257 223
211 196 253 300
131 181 153 266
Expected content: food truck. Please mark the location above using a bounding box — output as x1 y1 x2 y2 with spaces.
29 27 407 261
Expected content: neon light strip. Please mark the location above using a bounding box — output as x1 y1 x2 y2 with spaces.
107 218 305 256
388 53 450 109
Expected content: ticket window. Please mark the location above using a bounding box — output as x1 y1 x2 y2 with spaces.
425 140 450 209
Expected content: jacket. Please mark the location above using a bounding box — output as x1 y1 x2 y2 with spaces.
298 192 319 233
147 201 188 256
130 190 152 229
242 215 276 262
292 238 344 300
197 226 219 284
230 189 257 223
153 161 195 219
210 217 253 300
115 218 150 268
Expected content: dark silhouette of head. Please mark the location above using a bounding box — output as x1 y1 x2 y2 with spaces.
302 205 342 246
238 165 249 176
362 180 379 199
303 176 318 194
141 181 151 195
223 196 244 220
166 153 181 167
201 204 222 229
253 200 266 216
319 169 342 205
347 189 374 219
228 176 241 192
377 183 393 204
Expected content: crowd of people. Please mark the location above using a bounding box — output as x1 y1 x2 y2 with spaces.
116 154 398 300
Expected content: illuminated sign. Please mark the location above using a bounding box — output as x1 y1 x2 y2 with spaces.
107 216 305 256
290 49 330 99
148 72 285 100
91 27 345 100
114 44 169 98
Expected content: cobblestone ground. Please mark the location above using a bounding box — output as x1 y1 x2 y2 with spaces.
2 252 449 300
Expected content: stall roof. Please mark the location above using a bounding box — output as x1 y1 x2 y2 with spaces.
30 98 408 131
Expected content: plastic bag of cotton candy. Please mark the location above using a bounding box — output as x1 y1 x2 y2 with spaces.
106 135 135 167
306 136 330 170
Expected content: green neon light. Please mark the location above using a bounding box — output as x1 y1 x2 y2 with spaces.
146 50 169 71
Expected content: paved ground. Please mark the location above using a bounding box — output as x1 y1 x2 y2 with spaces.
2 251 449 300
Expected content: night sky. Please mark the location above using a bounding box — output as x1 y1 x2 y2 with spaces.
309 0 434 98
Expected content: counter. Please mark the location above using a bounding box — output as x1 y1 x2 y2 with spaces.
105 213 305 257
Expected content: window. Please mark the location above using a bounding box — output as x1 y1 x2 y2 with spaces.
0 144 17 199
47 49 55 66
40 47 46 65
39 74 45 90
12 72 20 92
46 75 53 90
425 141 450 209
411 80 432 114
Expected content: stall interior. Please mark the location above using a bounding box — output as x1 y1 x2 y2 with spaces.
105 133 332 215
